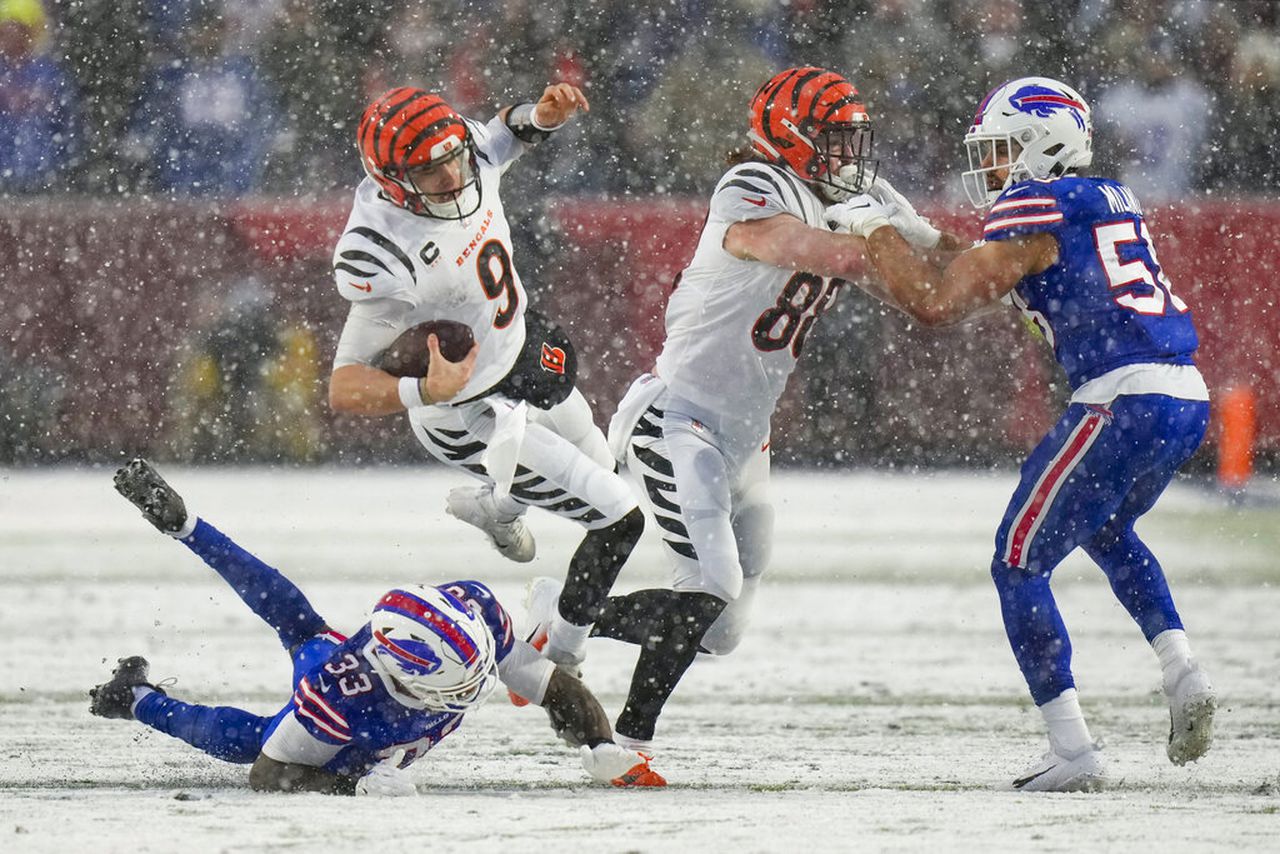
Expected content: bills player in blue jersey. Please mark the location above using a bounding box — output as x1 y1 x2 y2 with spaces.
90 459 663 794
825 77 1215 792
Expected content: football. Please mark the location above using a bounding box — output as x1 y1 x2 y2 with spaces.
375 320 476 378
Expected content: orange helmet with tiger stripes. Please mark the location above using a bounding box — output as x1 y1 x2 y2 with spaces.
357 88 481 219
749 67 877 201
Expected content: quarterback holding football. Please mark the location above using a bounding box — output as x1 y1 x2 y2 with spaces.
326 84 646 680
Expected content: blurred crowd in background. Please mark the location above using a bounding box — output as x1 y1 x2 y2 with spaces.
3 0 1278 468
2 0 1278 202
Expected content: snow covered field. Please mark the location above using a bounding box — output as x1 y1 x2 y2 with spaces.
2 466 1278 852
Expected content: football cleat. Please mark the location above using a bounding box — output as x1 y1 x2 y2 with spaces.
1010 742 1106 793
508 576 566 707
114 458 189 535
89 656 165 720
612 753 666 788
446 485 535 563
1164 660 1216 765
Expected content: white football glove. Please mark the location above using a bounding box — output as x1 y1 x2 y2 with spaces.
355 751 417 797
867 177 942 249
579 743 660 785
824 194 893 239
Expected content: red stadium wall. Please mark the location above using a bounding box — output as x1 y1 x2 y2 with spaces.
2 197 1277 465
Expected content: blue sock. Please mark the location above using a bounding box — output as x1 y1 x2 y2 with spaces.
134 692 268 764
991 558 1074 705
1085 529 1183 642
180 519 328 650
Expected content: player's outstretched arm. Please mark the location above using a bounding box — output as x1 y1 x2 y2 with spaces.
723 213 868 279
539 668 612 748
499 83 589 143
250 753 416 797
539 670 665 786
864 224 1057 326
329 335 478 415
249 754 358 795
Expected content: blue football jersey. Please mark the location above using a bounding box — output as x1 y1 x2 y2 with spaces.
283 580 516 777
983 176 1199 388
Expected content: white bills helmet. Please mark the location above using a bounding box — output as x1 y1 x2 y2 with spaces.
962 77 1093 207
365 586 498 713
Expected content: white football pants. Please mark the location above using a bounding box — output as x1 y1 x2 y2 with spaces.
409 388 636 530
620 385 774 654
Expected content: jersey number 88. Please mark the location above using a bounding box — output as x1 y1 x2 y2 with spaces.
752 273 842 358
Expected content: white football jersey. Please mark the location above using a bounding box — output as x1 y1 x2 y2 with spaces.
653 161 843 438
331 115 530 403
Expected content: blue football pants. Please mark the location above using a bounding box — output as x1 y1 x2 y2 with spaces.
990 395 1209 705
133 519 337 763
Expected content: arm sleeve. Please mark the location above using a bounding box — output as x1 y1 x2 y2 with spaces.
471 116 527 175
333 299 411 369
260 710 346 767
497 639 555 706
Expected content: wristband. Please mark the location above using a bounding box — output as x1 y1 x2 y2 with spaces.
506 102 562 143
398 376 426 409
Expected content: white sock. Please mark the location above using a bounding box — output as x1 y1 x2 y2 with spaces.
169 514 198 540
1152 628 1195 692
1152 628 1192 674
1040 688 1095 757
614 732 655 756
130 685 156 715
481 487 525 522
546 617 592 663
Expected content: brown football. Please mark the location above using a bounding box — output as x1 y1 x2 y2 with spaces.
375 320 476 378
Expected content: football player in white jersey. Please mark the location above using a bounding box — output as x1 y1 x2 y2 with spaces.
327 86 644 679
559 67 972 757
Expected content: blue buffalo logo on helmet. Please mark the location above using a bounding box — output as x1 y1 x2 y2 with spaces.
962 76 1094 207
374 588 481 667
1008 84 1088 130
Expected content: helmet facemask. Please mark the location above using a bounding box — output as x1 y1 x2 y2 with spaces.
810 124 878 202
370 636 498 713
962 133 1028 207
397 137 482 221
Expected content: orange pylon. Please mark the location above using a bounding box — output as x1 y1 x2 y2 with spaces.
1217 386 1256 492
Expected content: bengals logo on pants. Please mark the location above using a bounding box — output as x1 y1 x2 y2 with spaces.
540 343 567 375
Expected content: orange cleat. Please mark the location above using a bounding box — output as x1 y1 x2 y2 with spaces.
611 754 667 787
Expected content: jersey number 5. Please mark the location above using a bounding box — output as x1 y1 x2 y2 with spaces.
477 240 519 329
1093 220 1188 316
751 273 842 358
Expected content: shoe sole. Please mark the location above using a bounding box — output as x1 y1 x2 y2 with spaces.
1013 770 1108 793
1168 692 1217 765
445 504 536 563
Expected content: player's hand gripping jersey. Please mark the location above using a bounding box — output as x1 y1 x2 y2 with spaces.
261 580 551 777
331 116 530 402
987 177 1199 390
654 162 842 433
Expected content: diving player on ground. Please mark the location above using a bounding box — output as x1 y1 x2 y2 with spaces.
89 459 662 794
827 76 1216 792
